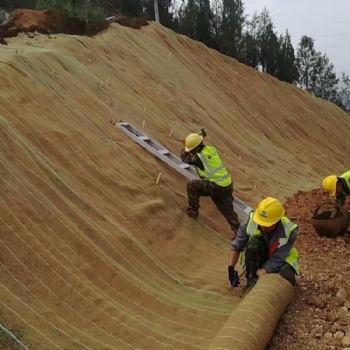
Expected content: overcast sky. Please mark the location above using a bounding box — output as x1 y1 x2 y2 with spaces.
243 0 350 76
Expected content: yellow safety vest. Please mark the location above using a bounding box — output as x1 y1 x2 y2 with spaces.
240 212 300 274
340 170 350 195
196 146 232 187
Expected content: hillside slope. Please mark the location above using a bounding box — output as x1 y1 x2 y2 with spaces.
0 23 349 349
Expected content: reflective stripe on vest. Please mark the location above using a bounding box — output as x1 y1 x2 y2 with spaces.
241 212 300 274
340 170 350 195
196 146 232 187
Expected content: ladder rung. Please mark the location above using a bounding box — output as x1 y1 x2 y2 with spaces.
180 163 190 169
139 136 150 141
116 122 252 218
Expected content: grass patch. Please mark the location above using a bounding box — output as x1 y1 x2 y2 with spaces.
36 0 106 33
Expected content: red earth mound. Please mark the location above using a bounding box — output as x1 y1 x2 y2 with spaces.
0 9 148 44
0 9 62 38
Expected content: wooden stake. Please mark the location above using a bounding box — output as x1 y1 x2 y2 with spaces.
106 78 110 86
100 81 104 88
142 120 145 128
169 128 173 137
156 172 162 185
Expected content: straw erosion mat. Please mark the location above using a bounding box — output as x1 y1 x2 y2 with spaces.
0 18 349 349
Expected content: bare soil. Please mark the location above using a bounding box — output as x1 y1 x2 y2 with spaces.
0 9 148 45
268 188 350 350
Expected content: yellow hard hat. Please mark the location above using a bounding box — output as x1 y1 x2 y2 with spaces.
322 175 337 196
253 197 285 227
184 133 203 152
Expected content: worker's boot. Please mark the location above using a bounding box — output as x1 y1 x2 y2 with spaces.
186 207 199 218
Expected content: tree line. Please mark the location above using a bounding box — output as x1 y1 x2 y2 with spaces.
1 0 349 113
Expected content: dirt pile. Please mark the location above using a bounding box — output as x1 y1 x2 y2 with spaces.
0 9 149 43
0 22 349 349
0 9 62 39
268 188 350 350
0 9 111 42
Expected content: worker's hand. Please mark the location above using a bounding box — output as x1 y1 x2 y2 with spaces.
228 266 240 287
257 269 267 277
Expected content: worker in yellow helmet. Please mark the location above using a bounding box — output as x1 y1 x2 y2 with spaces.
322 170 350 218
180 132 240 234
228 197 300 290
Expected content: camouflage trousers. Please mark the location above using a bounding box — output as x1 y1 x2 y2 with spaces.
187 180 240 232
245 237 296 286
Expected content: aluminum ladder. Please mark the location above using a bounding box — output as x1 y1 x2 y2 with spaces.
116 122 253 219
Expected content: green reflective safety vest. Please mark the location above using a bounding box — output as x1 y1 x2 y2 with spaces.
339 170 350 195
196 146 232 187
240 212 300 275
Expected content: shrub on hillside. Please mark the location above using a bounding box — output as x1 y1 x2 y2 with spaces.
35 0 105 33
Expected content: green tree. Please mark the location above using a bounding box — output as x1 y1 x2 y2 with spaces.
178 0 198 40
177 0 214 48
296 35 318 91
310 53 338 101
210 0 223 51
120 0 142 16
240 13 259 68
220 0 245 59
336 73 350 113
196 0 213 46
256 8 280 76
143 0 175 29
277 30 298 83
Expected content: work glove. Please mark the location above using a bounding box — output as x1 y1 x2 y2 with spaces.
228 266 240 287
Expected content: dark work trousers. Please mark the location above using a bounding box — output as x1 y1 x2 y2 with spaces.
187 180 240 232
245 237 296 286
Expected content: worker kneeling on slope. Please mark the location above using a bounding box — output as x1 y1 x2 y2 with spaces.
180 132 240 233
228 197 300 290
322 170 350 218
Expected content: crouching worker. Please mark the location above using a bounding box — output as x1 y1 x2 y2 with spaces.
228 197 300 290
322 170 350 218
